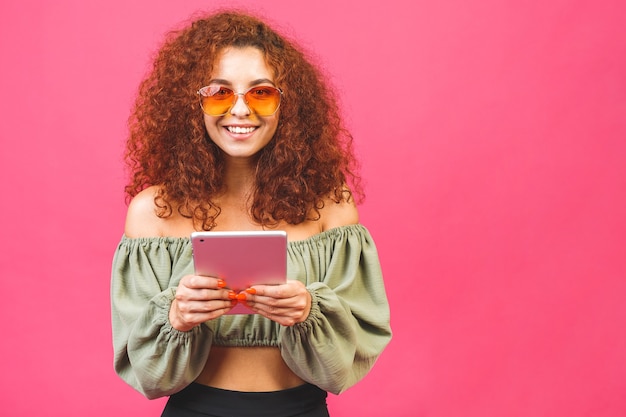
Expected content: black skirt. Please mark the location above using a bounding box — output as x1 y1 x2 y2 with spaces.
161 382 330 417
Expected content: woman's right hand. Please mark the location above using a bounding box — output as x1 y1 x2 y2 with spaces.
169 275 236 331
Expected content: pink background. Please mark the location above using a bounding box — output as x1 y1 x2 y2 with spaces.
1 0 625 416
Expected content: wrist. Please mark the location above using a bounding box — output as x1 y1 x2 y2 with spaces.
169 299 195 332
297 290 313 324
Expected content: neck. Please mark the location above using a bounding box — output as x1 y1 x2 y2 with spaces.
222 156 257 198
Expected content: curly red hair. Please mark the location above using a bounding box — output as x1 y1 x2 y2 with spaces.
125 10 362 230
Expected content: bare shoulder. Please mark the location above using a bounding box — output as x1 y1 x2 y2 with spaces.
124 186 165 238
320 193 360 232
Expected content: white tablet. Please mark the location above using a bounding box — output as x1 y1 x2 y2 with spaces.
190 230 288 314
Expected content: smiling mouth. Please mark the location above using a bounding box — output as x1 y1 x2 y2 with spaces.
226 126 257 134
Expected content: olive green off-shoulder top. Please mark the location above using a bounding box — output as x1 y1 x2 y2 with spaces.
111 224 392 399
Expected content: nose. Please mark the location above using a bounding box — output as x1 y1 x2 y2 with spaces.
229 93 251 117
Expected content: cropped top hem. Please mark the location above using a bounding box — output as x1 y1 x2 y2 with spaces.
212 339 280 348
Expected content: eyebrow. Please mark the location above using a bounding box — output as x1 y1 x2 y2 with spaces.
208 78 276 87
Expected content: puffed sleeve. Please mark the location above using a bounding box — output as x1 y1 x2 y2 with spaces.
110 237 215 399
279 225 392 394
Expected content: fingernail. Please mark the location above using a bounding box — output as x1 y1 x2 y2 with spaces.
217 279 227 288
245 288 257 295
228 291 237 300
236 293 247 301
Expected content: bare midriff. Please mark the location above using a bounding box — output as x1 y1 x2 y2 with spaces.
195 346 306 391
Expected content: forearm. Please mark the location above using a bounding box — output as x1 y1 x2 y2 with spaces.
113 288 215 399
279 283 391 394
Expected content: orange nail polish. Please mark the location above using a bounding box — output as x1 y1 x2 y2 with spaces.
228 291 237 300
245 288 257 295
217 279 227 288
236 293 247 301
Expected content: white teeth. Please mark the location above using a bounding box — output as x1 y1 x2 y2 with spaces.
227 126 256 134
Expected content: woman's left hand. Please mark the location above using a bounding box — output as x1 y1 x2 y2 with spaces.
238 280 311 326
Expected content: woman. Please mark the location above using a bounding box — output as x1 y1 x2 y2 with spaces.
111 10 391 417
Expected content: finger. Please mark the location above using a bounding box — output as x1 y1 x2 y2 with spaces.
246 295 308 312
177 299 236 315
240 284 305 307
171 299 237 329
242 292 309 315
246 303 303 326
181 275 228 290
176 287 232 302
247 281 302 299
247 285 291 299
200 288 235 301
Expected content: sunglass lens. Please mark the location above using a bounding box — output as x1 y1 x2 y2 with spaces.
200 86 235 115
245 87 281 116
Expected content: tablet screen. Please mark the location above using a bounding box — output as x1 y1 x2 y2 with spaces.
191 230 287 314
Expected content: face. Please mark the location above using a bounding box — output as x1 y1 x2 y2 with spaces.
202 46 280 162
